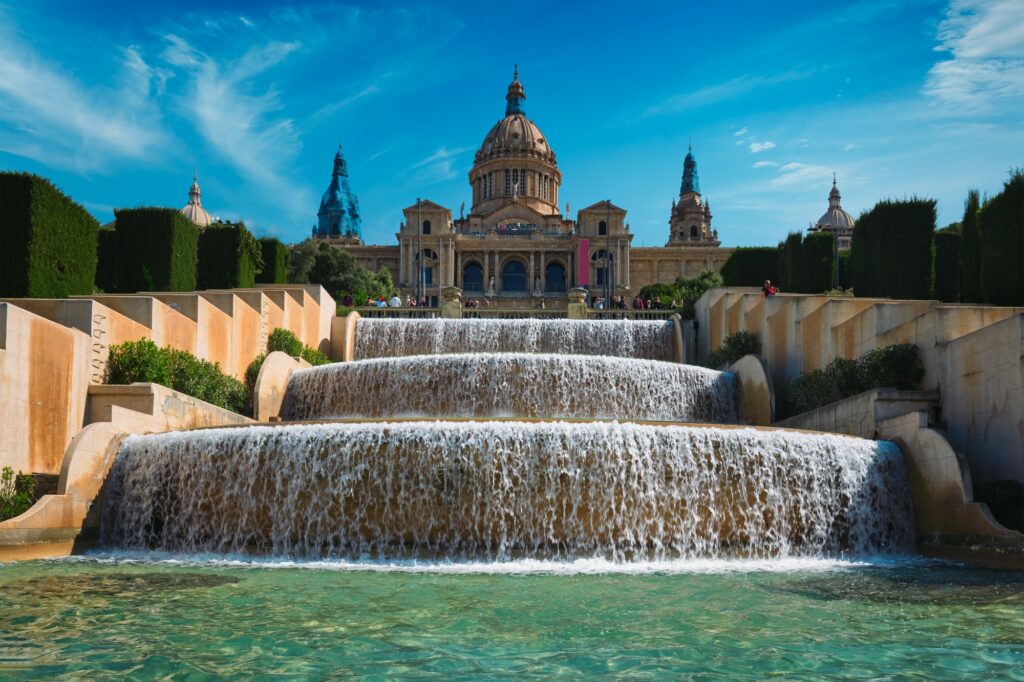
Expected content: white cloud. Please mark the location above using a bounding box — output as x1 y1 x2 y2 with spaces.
0 22 166 170
925 0 1024 110
772 162 832 187
843 143 857 151
408 145 473 184
753 161 778 168
644 69 819 116
749 141 776 153
733 127 748 137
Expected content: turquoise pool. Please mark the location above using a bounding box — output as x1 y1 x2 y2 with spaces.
1 556 1021 679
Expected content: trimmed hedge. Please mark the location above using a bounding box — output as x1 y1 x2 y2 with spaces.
256 237 288 284
704 331 761 369
777 231 834 293
106 339 247 414
96 227 118 293
851 198 936 299
933 230 961 302
978 172 1024 306
782 343 924 417
114 208 199 292
959 190 982 303
243 328 332 400
0 172 99 297
837 251 852 289
198 221 262 290
720 247 779 287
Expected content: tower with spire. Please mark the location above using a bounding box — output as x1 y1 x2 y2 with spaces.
313 145 362 242
808 173 855 251
667 145 718 246
180 171 213 228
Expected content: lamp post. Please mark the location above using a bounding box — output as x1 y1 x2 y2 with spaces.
605 199 612 310
416 198 422 306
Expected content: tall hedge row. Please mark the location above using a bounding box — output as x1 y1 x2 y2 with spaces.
959 190 982 304
114 208 199 292
851 198 935 299
934 230 961 302
256 237 288 284
197 222 262 290
720 247 779 287
96 227 118 293
977 173 1024 306
0 172 99 297
777 231 834 293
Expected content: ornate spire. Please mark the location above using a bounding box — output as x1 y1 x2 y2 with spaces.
333 144 348 177
505 64 526 116
828 173 841 209
188 171 202 206
680 146 700 196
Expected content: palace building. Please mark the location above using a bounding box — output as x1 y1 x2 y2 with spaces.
807 175 855 251
319 68 732 305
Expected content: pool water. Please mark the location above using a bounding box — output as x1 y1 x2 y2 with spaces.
0 556 1021 679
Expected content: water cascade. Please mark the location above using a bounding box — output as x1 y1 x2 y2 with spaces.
353 318 676 361
281 353 737 423
102 422 912 560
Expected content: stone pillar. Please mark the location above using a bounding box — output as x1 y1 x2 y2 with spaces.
528 251 535 294
540 250 546 292
567 287 588 319
441 287 462 319
483 250 490 293
456 250 462 289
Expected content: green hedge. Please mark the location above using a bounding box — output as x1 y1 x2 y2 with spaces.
114 208 199 292
851 198 936 299
978 172 1024 306
106 339 247 414
198 222 262 290
243 328 332 401
704 331 761 369
782 343 924 417
256 238 289 284
934 230 961 302
720 247 779 287
0 465 36 522
837 251 852 289
777 231 834 293
959 190 982 303
96 227 118 293
0 172 99 297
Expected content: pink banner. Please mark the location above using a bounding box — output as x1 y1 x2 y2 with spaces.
577 239 589 286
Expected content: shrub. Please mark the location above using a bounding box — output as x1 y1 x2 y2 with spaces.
106 339 248 414
0 172 99 298
197 222 262 290
0 466 36 521
720 247 780 287
704 330 761 369
959 190 982 303
933 230 962 302
244 352 267 400
267 328 330 365
674 269 723 320
256 237 288 284
783 343 924 417
978 171 1024 306
114 207 199 292
973 480 1024 532
851 198 936 299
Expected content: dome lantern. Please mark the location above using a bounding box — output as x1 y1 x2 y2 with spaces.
180 171 213 228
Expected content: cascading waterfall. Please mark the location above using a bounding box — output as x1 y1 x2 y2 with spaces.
101 422 913 560
281 353 737 423
353 318 675 361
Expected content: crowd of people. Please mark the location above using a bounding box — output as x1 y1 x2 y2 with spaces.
339 293 433 308
591 295 683 311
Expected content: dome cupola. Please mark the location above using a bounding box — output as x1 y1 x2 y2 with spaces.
180 172 213 228
816 175 855 231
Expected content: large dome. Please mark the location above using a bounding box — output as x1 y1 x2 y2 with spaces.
180 173 212 228
474 67 556 165
816 179 854 230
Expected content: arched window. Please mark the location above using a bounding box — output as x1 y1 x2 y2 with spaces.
501 260 527 292
598 220 608 236
590 250 613 262
422 220 431 235
463 262 483 292
545 262 566 292
690 225 699 240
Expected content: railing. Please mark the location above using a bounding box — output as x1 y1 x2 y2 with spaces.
462 308 567 320
344 305 678 321
587 309 677 320
351 306 438 319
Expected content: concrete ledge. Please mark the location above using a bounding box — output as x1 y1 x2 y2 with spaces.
728 354 774 425
254 352 306 421
774 387 940 439
330 311 361 362
877 411 1023 569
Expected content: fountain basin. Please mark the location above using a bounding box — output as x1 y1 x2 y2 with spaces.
101 420 912 560
281 353 737 423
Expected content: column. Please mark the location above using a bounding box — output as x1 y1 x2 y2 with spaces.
456 249 462 289
528 251 535 294
540 250 546 291
483 250 490 292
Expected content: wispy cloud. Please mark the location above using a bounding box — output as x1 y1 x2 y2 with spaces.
924 0 1024 110
772 162 833 187
408 145 472 185
753 161 779 168
0 18 166 170
749 141 776 153
644 69 820 116
733 127 748 136
843 143 858 151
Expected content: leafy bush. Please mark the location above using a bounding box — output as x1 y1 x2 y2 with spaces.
267 328 330 365
244 353 267 400
114 208 199 292
106 339 248 414
197 221 263 290
0 172 99 298
256 237 288 284
704 331 761 369
295 241 396 302
0 466 36 521
783 343 924 417
973 480 1024 532
851 198 936 300
720 247 779 287
675 269 723 320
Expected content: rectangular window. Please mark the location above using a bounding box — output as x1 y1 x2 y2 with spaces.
504 171 511 196
423 267 433 285
596 267 609 287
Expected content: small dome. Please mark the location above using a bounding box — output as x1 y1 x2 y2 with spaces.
816 177 854 230
180 173 212 228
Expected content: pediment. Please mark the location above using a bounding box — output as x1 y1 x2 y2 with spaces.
484 201 550 226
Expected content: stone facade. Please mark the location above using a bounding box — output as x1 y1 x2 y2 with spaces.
320 69 732 304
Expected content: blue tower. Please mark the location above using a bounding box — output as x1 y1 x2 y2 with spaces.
680 144 700 196
314 146 362 240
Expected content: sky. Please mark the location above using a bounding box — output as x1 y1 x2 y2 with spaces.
0 0 1021 248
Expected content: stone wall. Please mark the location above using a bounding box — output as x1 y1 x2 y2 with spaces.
696 288 1024 484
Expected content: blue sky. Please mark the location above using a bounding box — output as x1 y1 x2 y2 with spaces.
0 0 1021 247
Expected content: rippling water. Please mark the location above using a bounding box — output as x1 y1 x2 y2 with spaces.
1 557 1021 679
